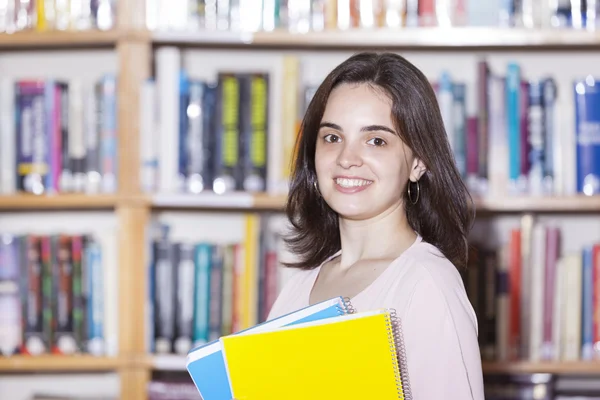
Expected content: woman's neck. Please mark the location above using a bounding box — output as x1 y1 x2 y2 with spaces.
337 202 417 270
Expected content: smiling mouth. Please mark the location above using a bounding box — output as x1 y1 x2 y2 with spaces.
334 178 373 188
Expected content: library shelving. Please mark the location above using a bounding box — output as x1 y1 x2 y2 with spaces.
481 361 600 376
153 27 600 50
0 355 127 372
3 2 600 400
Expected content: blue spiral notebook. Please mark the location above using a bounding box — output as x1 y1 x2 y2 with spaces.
186 296 355 400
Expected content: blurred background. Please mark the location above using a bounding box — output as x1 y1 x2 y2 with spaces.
1 1 600 399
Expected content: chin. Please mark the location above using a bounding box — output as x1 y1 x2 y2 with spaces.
323 191 403 222
324 197 384 221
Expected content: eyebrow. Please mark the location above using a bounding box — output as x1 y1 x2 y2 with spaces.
319 121 397 135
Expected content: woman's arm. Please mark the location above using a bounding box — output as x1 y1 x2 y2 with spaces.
401 276 485 400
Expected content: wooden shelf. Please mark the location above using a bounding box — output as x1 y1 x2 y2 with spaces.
150 193 600 213
152 27 600 50
474 195 600 213
483 361 600 375
0 29 127 49
0 194 147 210
151 192 286 210
1 193 597 213
150 355 187 371
0 355 126 372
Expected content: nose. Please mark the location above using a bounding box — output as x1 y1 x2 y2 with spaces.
336 141 363 169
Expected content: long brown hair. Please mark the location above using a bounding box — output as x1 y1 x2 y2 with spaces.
284 52 474 270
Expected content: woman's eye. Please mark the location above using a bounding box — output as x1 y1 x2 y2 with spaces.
367 137 386 146
324 134 340 143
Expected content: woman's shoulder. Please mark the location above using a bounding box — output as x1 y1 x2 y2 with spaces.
400 239 476 328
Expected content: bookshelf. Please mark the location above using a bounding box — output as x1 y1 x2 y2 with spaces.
3 2 600 400
154 27 600 50
482 361 600 375
0 355 127 372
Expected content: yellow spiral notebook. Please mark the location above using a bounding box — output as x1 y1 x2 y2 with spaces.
219 308 411 400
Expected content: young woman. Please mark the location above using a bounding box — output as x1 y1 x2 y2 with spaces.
267 52 484 399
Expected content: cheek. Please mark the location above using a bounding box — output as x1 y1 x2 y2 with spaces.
314 145 335 173
368 154 407 187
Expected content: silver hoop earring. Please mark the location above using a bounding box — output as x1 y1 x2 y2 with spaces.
407 181 420 205
313 181 321 197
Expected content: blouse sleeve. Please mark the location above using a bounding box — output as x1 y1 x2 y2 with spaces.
400 276 485 400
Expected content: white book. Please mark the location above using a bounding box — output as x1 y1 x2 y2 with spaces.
140 79 158 193
487 75 509 197
156 47 182 193
552 256 566 361
528 222 546 362
495 243 510 361
0 78 15 195
68 79 86 193
562 253 583 361
100 230 119 357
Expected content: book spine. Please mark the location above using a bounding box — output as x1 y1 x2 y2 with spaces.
185 80 206 193
71 235 86 352
209 244 223 342
542 78 558 195
582 246 595 360
192 243 211 347
59 82 71 192
53 235 76 354
528 80 544 195
174 242 195 355
178 71 190 192
140 78 158 193
0 78 16 194
44 80 58 193
153 239 175 354
476 60 489 191
86 238 105 355
519 80 530 193
21 236 45 355
213 73 240 193
40 236 53 354
574 78 600 195
594 245 600 360
452 82 466 178
99 75 117 193
85 81 101 193
16 81 48 194
0 234 22 356
506 63 521 194
542 227 560 360
386 309 412 400
509 228 522 360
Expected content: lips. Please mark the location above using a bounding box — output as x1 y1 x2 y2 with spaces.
333 176 373 194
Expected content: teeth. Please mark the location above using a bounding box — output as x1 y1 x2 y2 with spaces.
335 178 372 188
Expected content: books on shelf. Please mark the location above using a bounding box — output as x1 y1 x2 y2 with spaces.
0 76 118 196
0 0 116 33
146 0 600 32
186 298 411 400
0 231 117 357
466 216 600 364
147 214 294 356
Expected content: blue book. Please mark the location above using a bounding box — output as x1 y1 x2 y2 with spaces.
574 77 600 195
186 296 354 400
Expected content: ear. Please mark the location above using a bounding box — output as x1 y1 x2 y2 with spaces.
409 157 427 182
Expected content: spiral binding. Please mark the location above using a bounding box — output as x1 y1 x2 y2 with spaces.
386 308 412 400
336 296 356 315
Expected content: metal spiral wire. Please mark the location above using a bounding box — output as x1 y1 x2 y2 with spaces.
386 308 412 400
336 297 356 315
341 297 356 314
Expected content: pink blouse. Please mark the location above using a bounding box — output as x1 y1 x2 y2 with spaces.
267 235 485 400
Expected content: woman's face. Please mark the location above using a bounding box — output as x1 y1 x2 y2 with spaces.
314 82 424 221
